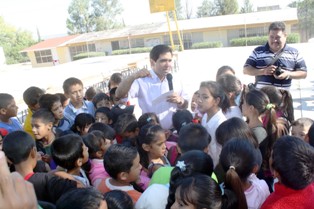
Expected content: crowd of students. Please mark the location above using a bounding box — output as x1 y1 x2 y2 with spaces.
0 62 314 209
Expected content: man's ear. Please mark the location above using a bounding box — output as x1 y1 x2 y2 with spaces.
118 171 128 181
47 122 53 131
142 143 150 152
75 158 83 167
150 59 156 68
0 107 7 115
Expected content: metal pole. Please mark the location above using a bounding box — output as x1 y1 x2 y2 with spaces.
173 10 184 51
166 11 175 49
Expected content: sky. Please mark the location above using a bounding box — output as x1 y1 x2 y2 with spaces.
0 0 292 39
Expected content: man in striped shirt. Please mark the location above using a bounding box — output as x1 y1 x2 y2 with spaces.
243 21 307 90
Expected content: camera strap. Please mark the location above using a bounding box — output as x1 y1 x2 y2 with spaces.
269 49 285 66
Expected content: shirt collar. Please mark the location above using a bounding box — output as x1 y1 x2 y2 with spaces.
68 101 88 113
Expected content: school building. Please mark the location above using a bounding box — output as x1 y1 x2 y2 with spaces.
22 8 298 68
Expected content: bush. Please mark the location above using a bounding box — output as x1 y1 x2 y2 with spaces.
191 41 223 49
112 47 152 55
73 52 106 61
230 33 300 46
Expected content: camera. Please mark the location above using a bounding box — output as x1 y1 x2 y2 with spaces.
275 66 284 76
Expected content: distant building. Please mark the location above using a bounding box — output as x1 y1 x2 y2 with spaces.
22 8 298 68
257 5 281 12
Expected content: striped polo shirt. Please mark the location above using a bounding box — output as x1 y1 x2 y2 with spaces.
244 43 307 89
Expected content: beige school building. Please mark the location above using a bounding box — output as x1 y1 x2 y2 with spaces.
22 8 298 68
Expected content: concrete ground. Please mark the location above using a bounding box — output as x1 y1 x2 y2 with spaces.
0 43 313 120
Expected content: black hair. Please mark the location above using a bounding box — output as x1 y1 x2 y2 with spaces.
95 107 113 121
56 188 103 209
23 86 45 107
268 21 286 32
216 117 258 148
271 136 314 190
103 144 138 179
109 87 117 102
166 150 214 209
308 123 314 147
55 93 68 107
137 124 165 169
62 77 83 94
199 81 230 113
92 93 110 108
103 190 133 209
219 138 258 209
51 134 84 170
178 123 211 153
216 65 235 81
3 131 35 164
114 113 138 135
108 72 123 90
0 93 14 108
71 113 95 134
172 109 193 133
88 122 116 140
150 44 172 62
85 87 97 101
39 94 61 111
138 112 160 129
217 74 242 106
291 117 314 129
32 108 55 124
83 130 106 158
174 174 222 209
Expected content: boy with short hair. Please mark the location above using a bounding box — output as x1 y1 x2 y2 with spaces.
23 86 45 138
97 144 142 203
51 134 90 187
2 130 77 204
0 93 22 133
63 77 95 126
290 117 314 142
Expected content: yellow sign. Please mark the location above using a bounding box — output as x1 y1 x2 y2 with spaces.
149 0 175 13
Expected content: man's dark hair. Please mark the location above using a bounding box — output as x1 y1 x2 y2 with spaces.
62 77 83 94
23 86 45 107
56 188 103 209
3 131 35 164
268 21 286 32
103 144 138 179
51 134 84 170
150 44 173 62
39 94 61 111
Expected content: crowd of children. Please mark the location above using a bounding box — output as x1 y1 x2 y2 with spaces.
0 60 314 209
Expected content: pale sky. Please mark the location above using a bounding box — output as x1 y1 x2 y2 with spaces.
0 0 292 39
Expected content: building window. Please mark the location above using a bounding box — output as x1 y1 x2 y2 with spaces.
69 44 96 59
34 50 52 64
111 41 120 51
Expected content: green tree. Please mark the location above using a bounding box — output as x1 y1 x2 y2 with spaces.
168 0 184 20
196 0 215 17
241 0 254 13
297 0 314 41
0 17 35 64
288 1 298 8
213 0 239 15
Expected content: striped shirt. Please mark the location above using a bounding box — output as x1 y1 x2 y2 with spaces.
244 43 307 89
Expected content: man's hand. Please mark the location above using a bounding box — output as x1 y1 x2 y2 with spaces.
263 65 276 76
167 92 184 105
0 151 38 209
134 69 151 79
274 70 290 80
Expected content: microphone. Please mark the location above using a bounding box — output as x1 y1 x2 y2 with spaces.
166 73 173 91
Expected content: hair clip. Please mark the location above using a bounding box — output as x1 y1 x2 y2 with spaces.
176 161 186 172
266 103 275 110
229 165 236 170
181 122 187 127
146 117 152 122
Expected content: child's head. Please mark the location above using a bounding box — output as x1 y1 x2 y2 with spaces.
190 91 199 112
138 112 160 129
92 93 111 109
103 144 141 183
109 87 120 105
31 108 55 141
95 107 113 125
242 88 271 117
51 134 89 171
62 77 84 105
0 93 18 118
103 190 133 209
216 65 235 81
308 123 314 147
178 123 211 153
55 93 69 108
219 138 258 209
83 130 112 159
171 174 222 209
85 86 97 101
217 74 242 104
23 86 45 111
172 109 193 133
71 113 95 136
39 94 64 121
114 113 139 139
88 122 116 140
216 117 258 148
271 136 314 190
138 124 166 168
3 131 36 166
291 117 314 141
56 187 106 209
166 150 214 208
198 81 230 114
108 72 123 90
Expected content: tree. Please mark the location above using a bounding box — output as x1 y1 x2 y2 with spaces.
0 17 35 64
297 0 314 41
66 0 123 34
288 1 298 8
182 0 193 19
168 0 184 20
241 0 254 13
213 0 239 16
196 0 215 18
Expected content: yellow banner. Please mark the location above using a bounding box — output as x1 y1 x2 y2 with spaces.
149 0 175 13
